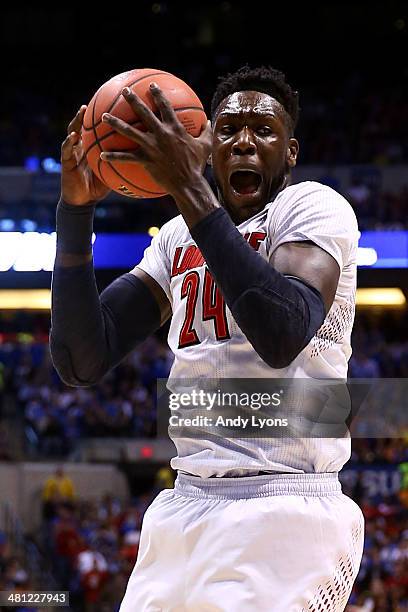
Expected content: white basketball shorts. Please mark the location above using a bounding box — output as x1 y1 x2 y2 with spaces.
119 473 364 612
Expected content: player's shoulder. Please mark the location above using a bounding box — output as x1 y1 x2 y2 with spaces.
153 214 190 249
271 180 358 225
277 180 351 206
156 214 184 236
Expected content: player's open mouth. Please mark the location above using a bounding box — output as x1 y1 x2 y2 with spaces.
229 170 262 196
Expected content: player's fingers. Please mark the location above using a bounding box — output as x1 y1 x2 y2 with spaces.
67 105 87 135
198 120 213 150
203 119 212 134
61 132 80 162
121 87 162 131
148 82 180 126
102 113 149 145
100 151 146 163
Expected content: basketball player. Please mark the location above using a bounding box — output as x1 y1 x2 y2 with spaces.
51 66 364 610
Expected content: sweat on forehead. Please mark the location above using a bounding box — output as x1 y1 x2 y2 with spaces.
214 91 292 130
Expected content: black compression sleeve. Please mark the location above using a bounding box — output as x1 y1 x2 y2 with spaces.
56 199 95 254
190 207 326 369
50 201 161 386
51 267 161 386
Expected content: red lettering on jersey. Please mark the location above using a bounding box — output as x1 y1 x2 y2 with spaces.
189 248 205 269
202 269 230 340
171 232 266 278
171 247 184 277
248 232 266 251
172 246 205 277
178 271 200 348
171 245 197 277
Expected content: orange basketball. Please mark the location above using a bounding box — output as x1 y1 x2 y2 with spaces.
81 68 207 198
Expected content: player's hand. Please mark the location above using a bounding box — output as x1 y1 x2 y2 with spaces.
99 84 212 199
61 106 111 206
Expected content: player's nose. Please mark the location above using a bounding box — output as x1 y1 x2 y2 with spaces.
232 127 256 156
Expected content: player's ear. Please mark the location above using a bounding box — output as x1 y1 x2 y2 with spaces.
207 153 212 166
287 138 299 168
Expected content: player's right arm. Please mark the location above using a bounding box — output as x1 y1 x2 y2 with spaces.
50 107 171 387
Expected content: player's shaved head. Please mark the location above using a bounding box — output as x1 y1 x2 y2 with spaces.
211 65 300 135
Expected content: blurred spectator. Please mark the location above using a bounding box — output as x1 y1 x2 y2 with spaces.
42 466 75 520
119 530 140 565
80 556 109 612
349 350 381 378
2 556 29 589
154 466 175 490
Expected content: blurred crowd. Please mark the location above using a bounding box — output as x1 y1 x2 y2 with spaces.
346 178 408 231
297 82 408 167
0 465 175 612
349 311 408 378
346 182 408 232
1 326 172 457
0 531 36 601
344 440 408 611
40 476 160 612
1 442 406 612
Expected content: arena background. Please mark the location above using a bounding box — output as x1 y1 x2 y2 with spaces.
0 2 407 610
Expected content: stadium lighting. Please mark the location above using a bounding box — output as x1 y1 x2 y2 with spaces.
0 288 404 311
357 247 378 266
0 232 95 271
140 445 154 458
356 288 406 307
0 290 51 310
148 226 160 237
41 157 62 173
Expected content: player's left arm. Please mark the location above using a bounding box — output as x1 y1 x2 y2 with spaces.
188 208 332 369
270 240 340 313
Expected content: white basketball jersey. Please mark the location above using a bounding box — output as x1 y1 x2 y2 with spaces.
134 181 360 477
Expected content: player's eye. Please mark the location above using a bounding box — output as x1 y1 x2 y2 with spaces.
256 126 273 136
219 125 236 136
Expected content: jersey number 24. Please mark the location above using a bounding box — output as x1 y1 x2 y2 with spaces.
178 268 230 348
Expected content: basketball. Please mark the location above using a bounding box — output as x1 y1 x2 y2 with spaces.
81 68 207 198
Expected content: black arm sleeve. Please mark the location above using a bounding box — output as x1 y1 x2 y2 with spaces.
190 207 327 369
50 201 161 387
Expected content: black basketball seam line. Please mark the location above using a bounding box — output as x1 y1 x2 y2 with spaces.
105 160 166 196
83 120 144 158
91 96 104 182
83 71 169 131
